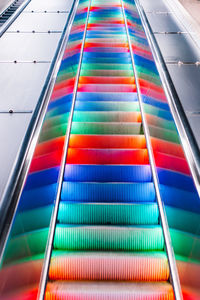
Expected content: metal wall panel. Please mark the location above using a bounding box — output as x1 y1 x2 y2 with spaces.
146 13 184 33
0 113 32 201
0 32 61 61
24 0 73 12
155 33 200 62
167 64 200 112
138 0 171 12
0 63 51 111
8 12 69 32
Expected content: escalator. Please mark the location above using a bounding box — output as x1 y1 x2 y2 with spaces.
45 0 173 297
0 0 199 299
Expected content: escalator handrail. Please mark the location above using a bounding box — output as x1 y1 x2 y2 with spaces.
121 1 183 299
0 0 78 265
37 0 92 299
134 0 200 197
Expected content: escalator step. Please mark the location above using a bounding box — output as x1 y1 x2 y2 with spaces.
75 101 140 112
72 111 141 122
46 281 174 300
61 182 155 203
71 122 142 134
64 164 152 182
78 76 134 84
66 148 148 164
58 202 159 225
69 134 146 149
49 251 169 281
78 83 136 93
54 225 164 251
39 121 142 143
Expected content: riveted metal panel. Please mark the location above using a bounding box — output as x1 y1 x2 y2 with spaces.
167 64 200 112
155 33 200 62
139 0 171 13
0 63 51 111
0 32 61 61
24 0 73 12
0 113 32 201
8 12 69 32
146 12 184 33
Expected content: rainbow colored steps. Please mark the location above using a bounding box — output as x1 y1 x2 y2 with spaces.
1 0 200 298
46 0 174 299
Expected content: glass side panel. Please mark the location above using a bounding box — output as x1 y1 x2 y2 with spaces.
0 1 89 299
123 0 200 298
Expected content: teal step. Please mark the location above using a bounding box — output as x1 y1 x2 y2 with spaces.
54 225 164 251
58 203 159 225
71 122 142 135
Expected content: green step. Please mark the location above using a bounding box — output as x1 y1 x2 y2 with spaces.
39 122 142 143
72 111 140 122
71 122 142 135
81 63 132 70
54 225 164 251
80 69 134 77
58 203 159 225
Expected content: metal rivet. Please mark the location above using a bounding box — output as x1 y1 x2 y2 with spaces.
9 109 13 113
32 30 35 33
14 60 17 63
33 60 37 63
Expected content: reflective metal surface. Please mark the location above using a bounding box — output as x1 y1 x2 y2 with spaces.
8 12 69 32
0 33 61 61
138 0 171 13
146 12 184 33
25 0 73 12
0 63 51 111
155 33 200 63
167 64 200 112
0 113 32 201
